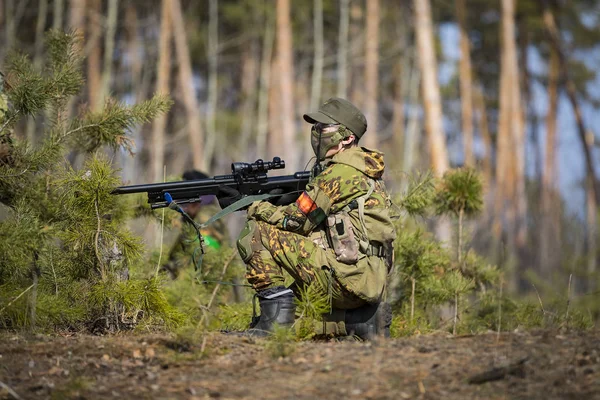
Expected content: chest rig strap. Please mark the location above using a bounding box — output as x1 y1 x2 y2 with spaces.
341 178 375 255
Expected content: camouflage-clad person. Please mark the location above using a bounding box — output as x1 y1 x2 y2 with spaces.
220 98 397 338
163 170 228 278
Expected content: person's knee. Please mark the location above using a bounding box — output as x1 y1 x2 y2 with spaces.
236 220 265 262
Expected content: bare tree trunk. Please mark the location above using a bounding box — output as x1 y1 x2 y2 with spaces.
0 1 4 55
413 0 449 175
305 0 324 163
336 0 350 98
539 46 559 274
474 85 492 186
513 16 527 252
276 0 298 170
391 60 405 173
27 0 49 142
586 172 597 284
34 0 49 70
542 2 599 201
456 0 474 167
121 3 142 183
402 57 421 177
125 4 142 94
257 15 275 159
268 55 282 158
203 0 218 172
52 0 64 30
151 0 172 182
171 0 206 171
238 46 259 160
87 0 102 111
391 9 411 179
494 0 516 248
5 0 15 52
496 0 523 289
310 0 323 111
69 0 86 31
363 0 379 148
349 4 363 109
99 0 118 106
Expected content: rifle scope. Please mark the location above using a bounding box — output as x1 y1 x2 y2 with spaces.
231 157 285 176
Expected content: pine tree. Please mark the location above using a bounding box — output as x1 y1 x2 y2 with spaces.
0 31 180 331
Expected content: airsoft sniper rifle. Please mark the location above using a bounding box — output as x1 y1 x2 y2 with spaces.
111 157 311 209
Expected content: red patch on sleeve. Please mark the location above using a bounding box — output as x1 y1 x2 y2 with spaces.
296 191 317 215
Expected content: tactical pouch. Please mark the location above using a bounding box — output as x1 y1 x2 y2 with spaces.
326 211 359 264
236 220 257 262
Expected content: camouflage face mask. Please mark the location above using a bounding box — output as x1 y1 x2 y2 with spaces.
311 123 350 161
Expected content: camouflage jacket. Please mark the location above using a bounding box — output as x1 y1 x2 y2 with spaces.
247 146 397 302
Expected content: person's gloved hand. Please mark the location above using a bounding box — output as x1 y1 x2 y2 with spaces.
267 188 301 206
217 186 243 209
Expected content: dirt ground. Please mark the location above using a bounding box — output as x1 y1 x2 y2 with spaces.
0 329 598 400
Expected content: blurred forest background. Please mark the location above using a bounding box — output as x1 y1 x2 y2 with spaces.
1 0 600 327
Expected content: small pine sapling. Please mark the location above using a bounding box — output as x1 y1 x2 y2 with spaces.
423 270 475 334
0 31 174 331
434 168 483 264
394 229 451 323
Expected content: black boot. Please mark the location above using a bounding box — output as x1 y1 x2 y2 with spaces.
345 302 392 340
246 287 296 337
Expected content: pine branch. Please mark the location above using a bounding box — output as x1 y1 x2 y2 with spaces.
0 283 35 315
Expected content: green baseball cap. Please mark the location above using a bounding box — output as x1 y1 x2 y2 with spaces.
303 97 368 139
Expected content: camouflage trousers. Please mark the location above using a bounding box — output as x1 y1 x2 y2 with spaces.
240 220 365 309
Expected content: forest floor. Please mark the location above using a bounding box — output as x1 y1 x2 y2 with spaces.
0 329 599 400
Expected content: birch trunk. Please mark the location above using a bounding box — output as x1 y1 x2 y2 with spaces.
336 0 350 98
413 0 449 175
276 0 298 170
171 0 206 171
456 0 474 167
151 0 172 182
